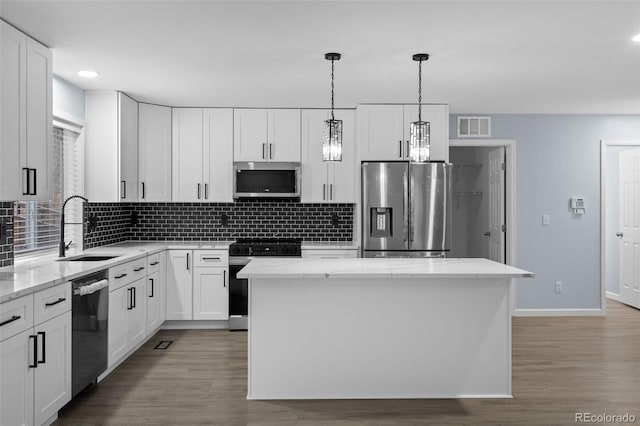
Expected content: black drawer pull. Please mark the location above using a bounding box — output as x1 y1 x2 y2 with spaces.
29 335 38 368
150 261 159 266
115 273 128 279
0 315 21 327
38 331 46 364
133 267 145 272
202 257 221 261
45 297 66 307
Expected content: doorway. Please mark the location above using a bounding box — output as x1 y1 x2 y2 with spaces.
601 140 640 311
449 140 516 265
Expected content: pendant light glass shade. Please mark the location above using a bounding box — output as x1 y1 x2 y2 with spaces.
409 120 430 163
323 118 343 161
409 53 431 163
323 52 342 162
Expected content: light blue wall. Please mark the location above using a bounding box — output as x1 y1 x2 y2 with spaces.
450 114 640 311
53 75 84 120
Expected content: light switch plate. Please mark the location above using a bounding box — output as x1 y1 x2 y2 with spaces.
542 215 550 226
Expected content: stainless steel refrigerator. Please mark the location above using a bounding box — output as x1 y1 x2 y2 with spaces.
362 161 452 257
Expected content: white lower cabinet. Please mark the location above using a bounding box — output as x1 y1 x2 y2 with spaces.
166 249 228 321
0 283 72 426
145 254 166 333
108 278 146 367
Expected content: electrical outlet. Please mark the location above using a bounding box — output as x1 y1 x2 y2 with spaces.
555 281 563 293
331 213 339 227
220 213 229 227
0 219 6 245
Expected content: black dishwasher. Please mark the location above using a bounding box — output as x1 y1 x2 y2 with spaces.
72 270 109 397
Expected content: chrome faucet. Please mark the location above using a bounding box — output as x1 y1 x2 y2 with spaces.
59 195 88 257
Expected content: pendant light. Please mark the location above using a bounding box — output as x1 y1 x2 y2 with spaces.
409 53 430 163
323 52 342 162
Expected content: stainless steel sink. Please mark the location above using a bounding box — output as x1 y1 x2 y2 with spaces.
58 255 119 262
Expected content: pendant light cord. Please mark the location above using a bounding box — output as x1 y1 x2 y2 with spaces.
418 59 422 122
331 58 335 121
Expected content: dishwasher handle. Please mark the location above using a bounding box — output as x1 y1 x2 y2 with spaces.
74 279 109 296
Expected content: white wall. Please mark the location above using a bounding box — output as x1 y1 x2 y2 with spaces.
450 114 640 311
53 75 84 120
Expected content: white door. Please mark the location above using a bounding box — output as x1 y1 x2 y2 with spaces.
172 108 203 201
357 105 404 161
118 93 138 201
108 286 129 366
138 103 172 201
193 267 228 320
234 108 267 161
487 147 505 263
33 311 71 426
0 330 34 426
127 279 147 347
301 109 329 202
204 108 233 201
166 250 193 320
327 109 356 202
268 109 301 162
619 148 640 308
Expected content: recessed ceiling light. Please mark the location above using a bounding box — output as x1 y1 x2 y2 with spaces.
77 70 99 78
632 34 640 42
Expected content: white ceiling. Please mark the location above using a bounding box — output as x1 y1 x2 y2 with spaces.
1 0 639 113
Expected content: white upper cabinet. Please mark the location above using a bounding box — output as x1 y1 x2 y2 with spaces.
234 108 301 162
85 91 139 202
172 108 233 202
1 21 53 201
301 109 355 203
357 104 449 162
139 103 172 201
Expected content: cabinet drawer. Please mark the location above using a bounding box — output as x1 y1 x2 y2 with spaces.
130 258 148 282
147 252 163 274
34 282 72 325
193 250 228 267
0 294 34 342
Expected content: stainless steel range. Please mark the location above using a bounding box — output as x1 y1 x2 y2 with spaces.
228 238 302 330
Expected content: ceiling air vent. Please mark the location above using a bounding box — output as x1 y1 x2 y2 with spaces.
457 116 491 138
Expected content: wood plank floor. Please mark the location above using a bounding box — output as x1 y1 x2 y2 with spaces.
55 300 640 426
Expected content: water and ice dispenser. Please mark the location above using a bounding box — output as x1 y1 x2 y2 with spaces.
370 207 392 238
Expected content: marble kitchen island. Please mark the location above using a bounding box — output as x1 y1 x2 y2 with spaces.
238 257 534 400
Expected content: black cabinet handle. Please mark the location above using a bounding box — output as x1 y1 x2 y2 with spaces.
141 182 145 199
223 270 226 287
29 335 38 368
115 273 128 279
149 278 154 298
398 140 402 158
45 297 66 307
22 168 29 195
202 257 220 261
197 183 201 200
150 261 159 266
132 287 136 309
30 168 37 195
0 315 21 327
127 288 132 310
134 267 145 272
204 183 208 200
121 180 126 199
37 331 46 364
186 253 190 270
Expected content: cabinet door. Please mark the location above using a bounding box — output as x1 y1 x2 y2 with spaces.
127 279 147 348
139 103 172 201
301 109 329 203
0 330 34 426
108 285 129 366
146 271 162 333
119 93 139 201
268 109 301 162
34 311 71 426
203 108 233 201
193 267 228 320
233 108 267 161
25 36 53 200
327 109 356 203
403 104 449 162
166 250 193 320
172 109 203 201
357 105 404 161
0 22 26 201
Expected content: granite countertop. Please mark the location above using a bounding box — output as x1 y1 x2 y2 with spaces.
238 257 535 279
301 242 359 250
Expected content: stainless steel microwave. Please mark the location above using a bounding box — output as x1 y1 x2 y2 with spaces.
233 162 301 199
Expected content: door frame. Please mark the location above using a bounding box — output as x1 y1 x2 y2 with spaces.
449 139 516 266
600 139 640 314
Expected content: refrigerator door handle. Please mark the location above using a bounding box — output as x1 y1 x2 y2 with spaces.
404 172 409 243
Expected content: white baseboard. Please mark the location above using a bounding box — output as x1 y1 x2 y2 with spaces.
161 320 229 330
513 308 604 317
606 291 623 303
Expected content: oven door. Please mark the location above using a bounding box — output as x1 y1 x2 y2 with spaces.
229 261 249 330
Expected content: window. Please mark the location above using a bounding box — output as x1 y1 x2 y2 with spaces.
13 123 84 256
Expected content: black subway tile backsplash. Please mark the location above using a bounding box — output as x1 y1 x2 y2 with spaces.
0 202 14 267
85 200 354 248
